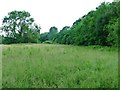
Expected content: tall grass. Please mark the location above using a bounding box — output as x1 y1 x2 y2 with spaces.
0 45 2 89
2 44 118 88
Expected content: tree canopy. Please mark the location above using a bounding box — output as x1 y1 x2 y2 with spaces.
1 1 120 47
50 1 120 46
1 10 40 44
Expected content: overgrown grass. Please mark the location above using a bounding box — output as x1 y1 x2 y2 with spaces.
2 44 118 88
0 45 2 89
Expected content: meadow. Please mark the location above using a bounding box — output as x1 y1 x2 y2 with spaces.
0 45 2 89
2 44 118 88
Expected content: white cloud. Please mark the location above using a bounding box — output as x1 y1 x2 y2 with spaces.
0 0 113 33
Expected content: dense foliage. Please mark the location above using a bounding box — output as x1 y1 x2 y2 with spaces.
1 11 40 44
40 2 120 46
1 1 120 46
39 26 58 43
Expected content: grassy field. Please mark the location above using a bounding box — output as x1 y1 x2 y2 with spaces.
2 44 118 88
0 45 2 89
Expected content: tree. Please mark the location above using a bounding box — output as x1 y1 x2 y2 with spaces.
114 0 120 2
1 10 40 43
53 1 119 46
39 1 119 46
47 26 58 41
0 35 2 44
39 32 49 43
54 26 71 44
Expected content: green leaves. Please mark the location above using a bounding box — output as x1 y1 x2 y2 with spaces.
52 1 119 46
2 10 41 44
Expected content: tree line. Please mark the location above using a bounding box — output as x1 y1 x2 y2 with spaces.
40 2 120 46
1 1 120 47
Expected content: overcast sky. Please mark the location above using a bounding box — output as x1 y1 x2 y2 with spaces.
0 0 113 33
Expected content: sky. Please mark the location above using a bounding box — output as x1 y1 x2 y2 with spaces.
0 0 113 34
